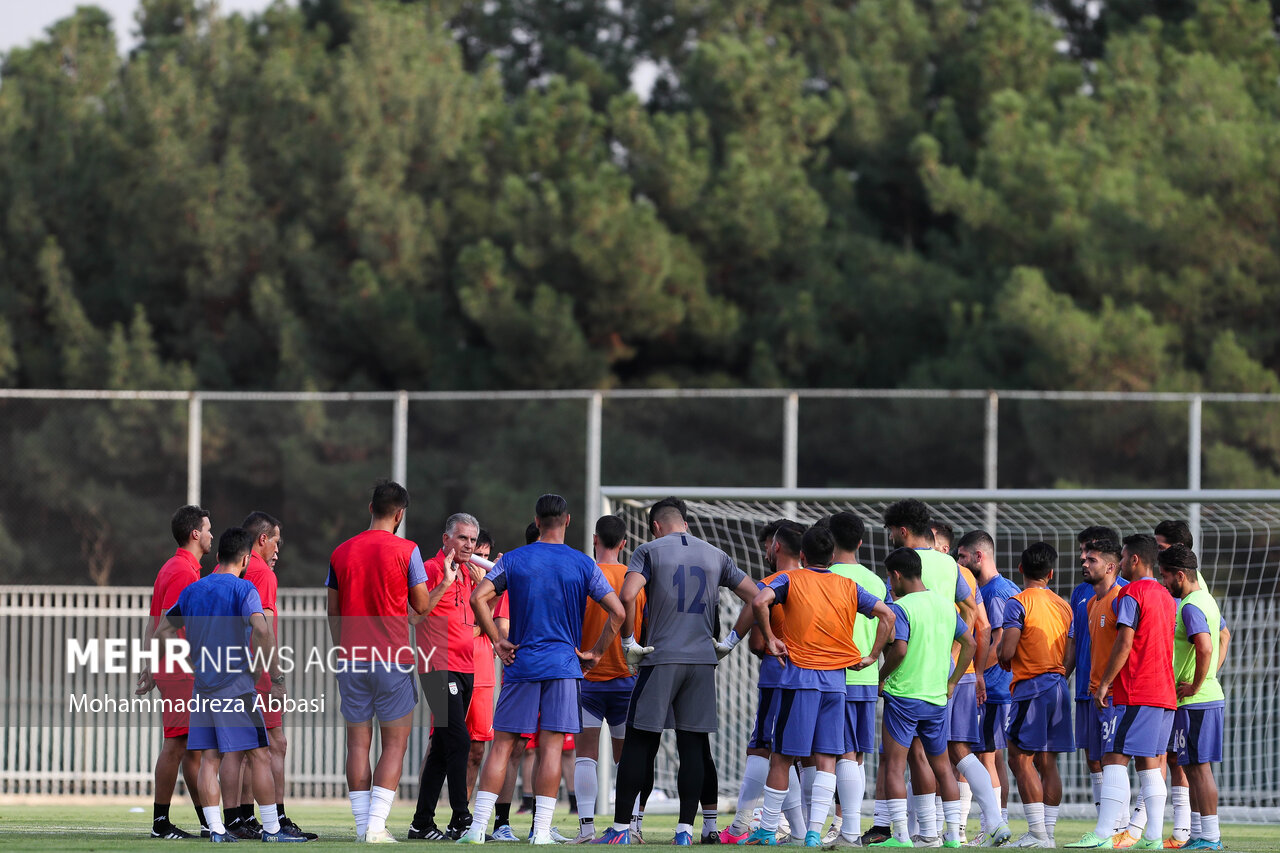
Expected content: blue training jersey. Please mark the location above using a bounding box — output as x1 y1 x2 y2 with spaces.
487 541 613 683
167 572 264 699
979 573 1021 703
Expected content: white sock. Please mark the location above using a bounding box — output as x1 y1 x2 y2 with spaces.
533 795 557 838
761 785 787 833
957 781 972 829
905 780 918 837
1025 802 1045 837
934 794 944 836
1201 814 1220 842
676 823 694 836
888 798 909 842
912 792 937 839
874 799 888 827
1171 785 1190 842
260 804 281 835
1138 769 1166 842
472 791 498 838
1128 791 1148 835
1044 805 1059 839
1001 807 1008 825
801 766 817 818
1095 764 1131 838
1191 811 1202 838
854 763 867 819
203 806 226 836
367 786 395 835
703 809 718 836
808 770 837 833
835 760 864 840
942 799 962 843
348 790 371 838
957 754 1000 833
735 755 770 829
575 757 598 823
1091 771 1104 815
783 767 806 836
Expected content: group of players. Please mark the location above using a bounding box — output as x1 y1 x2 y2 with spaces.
136 485 1228 850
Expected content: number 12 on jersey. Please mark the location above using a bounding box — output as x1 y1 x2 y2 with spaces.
673 564 708 614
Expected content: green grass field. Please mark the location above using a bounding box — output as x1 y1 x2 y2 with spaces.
1 804 1278 851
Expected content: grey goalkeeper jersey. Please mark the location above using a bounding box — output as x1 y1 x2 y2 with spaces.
627 531 747 666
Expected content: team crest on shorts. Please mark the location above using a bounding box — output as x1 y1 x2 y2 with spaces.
449 681 458 695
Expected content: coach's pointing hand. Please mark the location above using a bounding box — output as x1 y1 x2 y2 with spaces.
441 548 458 587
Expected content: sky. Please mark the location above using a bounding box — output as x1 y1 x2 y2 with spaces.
1 0 273 55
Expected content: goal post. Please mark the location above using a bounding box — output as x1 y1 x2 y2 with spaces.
601 487 1280 822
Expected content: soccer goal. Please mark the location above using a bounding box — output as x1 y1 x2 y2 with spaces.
602 487 1280 822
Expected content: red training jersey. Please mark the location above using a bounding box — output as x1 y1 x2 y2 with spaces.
416 550 477 674
150 548 202 678
1113 578 1177 709
244 551 278 692
328 529 425 666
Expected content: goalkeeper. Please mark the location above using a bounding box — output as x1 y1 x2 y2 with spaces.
596 497 759 845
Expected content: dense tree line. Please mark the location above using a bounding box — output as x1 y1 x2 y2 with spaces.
1 0 1278 584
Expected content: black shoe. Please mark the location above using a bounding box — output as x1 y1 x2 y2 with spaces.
445 814 474 841
243 818 263 837
861 826 891 845
150 820 197 839
407 823 448 841
227 819 260 840
701 831 721 844
278 818 318 841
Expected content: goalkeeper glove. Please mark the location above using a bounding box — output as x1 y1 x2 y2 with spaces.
714 630 741 661
621 634 654 667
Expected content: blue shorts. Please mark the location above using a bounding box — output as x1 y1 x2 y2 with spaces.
336 663 418 724
1106 705 1175 758
845 694 877 755
1173 705 1224 765
581 678 634 735
749 687 781 750
776 689 846 757
1076 699 1091 749
494 678 581 734
947 679 981 745
1084 700 1112 761
978 702 1010 752
1007 678 1074 754
187 693 269 753
882 693 949 755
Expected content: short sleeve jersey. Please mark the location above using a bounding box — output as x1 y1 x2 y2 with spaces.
1002 587 1072 697
416 550 478 674
756 569 790 689
830 563 887 690
326 529 428 665
765 569 882 674
487 542 613 683
954 565 987 676
581 562 643 682
166 573 264 699
626 531 747 666
1070 577 1128 699
885 591 968 706
918 549 971 603
1113 577 1177 709
150 548 202 677
1085 582 1124 695
243 551 278 691
979 573 1021 703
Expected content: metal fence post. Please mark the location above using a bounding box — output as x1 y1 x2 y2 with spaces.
985 391 999 534
187 392 202 507
1189 394 1203 549
586 392 603 553
783 392 799 519
393 390 409 538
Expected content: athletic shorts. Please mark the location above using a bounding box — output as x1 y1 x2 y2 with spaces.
187 693 269 753
1007 679 1074 753
882 693 949 755
524 730 576 750
1173 705 1224 765
335 663 418 725
495 679 581 734
947 678 981 745
775 689 846 757
468 684 494 742
1075 699 1091 750
978 701 1010 752
581 678 634 739
1082 700 1112 761
749 687 781 750
1104 705 1175 758
628 664 718 733
845 695 877 755
155 675 195 739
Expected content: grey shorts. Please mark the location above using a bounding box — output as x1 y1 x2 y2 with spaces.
627 663 717 733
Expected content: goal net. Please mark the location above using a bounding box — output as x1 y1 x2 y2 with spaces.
604 489 1280 822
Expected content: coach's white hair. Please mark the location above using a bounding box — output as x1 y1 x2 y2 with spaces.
444 512 480 535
